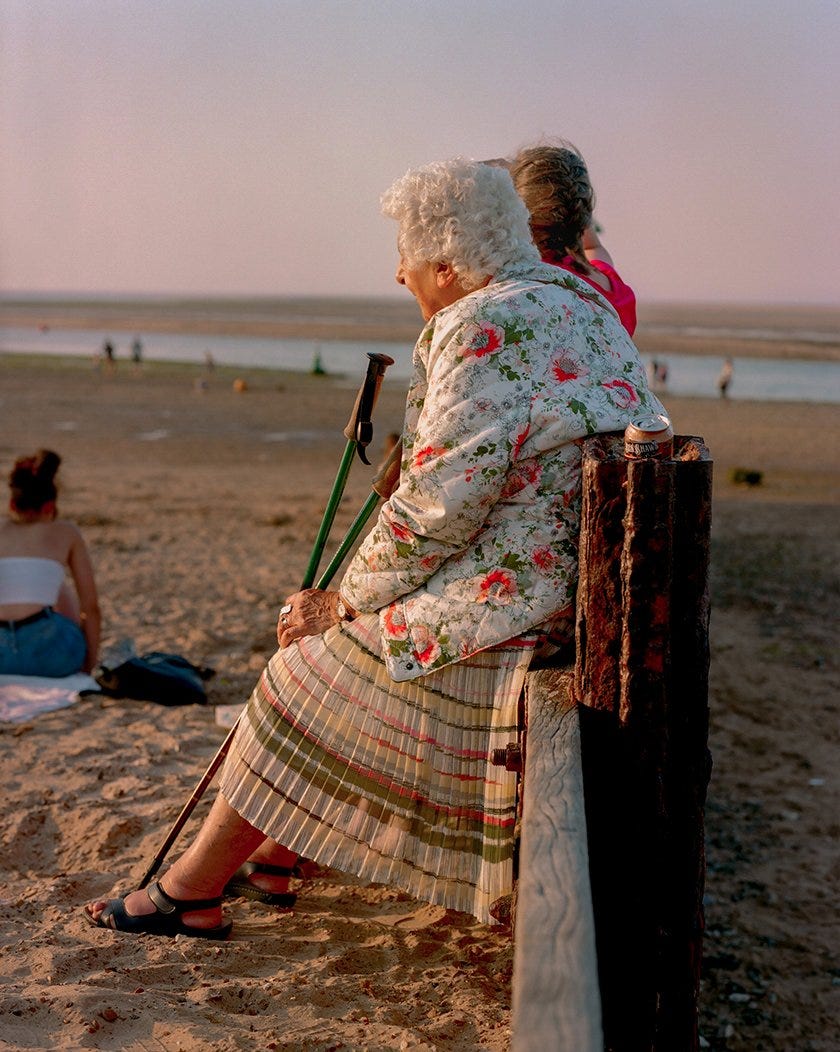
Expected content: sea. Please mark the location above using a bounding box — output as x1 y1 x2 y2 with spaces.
1 298 839 404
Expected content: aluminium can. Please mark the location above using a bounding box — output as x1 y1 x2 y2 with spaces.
624 414 674 460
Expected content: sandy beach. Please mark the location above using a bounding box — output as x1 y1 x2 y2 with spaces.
0 352 837 1051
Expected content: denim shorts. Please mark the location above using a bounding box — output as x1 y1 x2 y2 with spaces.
0 607 86 677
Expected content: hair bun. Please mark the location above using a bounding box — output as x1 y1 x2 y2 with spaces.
8 449 61 513
33 449 61 481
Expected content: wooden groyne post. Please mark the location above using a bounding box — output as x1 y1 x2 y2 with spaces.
511 433 713 1051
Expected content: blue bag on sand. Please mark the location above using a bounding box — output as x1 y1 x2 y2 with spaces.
96 651 215 706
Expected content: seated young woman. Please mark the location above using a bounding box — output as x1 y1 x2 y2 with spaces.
0 450 100 677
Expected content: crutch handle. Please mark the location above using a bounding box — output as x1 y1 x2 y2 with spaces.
372 436 403 499
342 352 395 464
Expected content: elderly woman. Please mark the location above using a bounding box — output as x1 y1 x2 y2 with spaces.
85 158 665 939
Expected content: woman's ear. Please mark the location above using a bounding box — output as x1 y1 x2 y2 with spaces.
434 262 458 289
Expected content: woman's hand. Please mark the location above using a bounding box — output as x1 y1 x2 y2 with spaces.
276 589 354 648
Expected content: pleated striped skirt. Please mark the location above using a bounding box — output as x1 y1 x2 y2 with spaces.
218 613 535 924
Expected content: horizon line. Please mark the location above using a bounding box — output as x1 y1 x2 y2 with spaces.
1 290 838 312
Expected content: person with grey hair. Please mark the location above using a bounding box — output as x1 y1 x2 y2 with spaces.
85 157 664 939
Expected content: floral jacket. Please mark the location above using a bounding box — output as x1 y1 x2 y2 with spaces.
340 261 666 682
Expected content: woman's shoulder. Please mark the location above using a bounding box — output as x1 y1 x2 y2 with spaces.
56 517 85 535
0 517 72 547
47 518 86 549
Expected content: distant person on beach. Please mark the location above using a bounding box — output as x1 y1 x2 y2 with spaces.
84 157 664 940
0 450 100 676
102 338 115 373
718 357 734 398
131 336 143 370
509 142 637 335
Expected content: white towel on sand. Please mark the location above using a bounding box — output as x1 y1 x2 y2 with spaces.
0 673 100 723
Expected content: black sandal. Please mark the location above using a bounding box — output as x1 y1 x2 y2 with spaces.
85 881 232 940
223 861 298 907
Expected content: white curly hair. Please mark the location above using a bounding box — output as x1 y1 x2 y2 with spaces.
381 158 539 291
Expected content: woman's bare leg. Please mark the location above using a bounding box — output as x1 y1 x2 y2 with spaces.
237 839 300 895
247 841 298 867
86 795 269 929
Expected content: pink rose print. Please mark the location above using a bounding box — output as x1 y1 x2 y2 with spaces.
383 605 408 640
553 361 577 383
552 351 587 383
460 322 504 359
411 624 440 665
499 475 525 499
511 424 531 461
601 378 639 409
413 444 446 469
532 546 557 571
389 520 413 542
477 568 519 605
523 460 541 485
500 460 542 499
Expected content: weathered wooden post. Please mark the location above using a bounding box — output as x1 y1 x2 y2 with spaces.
511 667 603 1052
575 432 713 1051
509 432 712 1052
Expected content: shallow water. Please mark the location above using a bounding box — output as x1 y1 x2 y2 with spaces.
2 324 839 404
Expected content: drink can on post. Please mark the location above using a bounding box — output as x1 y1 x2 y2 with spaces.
624 414 674 460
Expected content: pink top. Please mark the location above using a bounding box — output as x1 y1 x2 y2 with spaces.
557 256 637 336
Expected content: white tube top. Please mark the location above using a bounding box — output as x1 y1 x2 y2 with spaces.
0 557 65 605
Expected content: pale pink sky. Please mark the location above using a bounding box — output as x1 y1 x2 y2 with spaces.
1 0 838 305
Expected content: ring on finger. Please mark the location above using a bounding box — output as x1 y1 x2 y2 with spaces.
280 603 293 625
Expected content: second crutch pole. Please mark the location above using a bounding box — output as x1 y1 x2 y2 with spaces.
315 435 402 589
299 351 394 588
